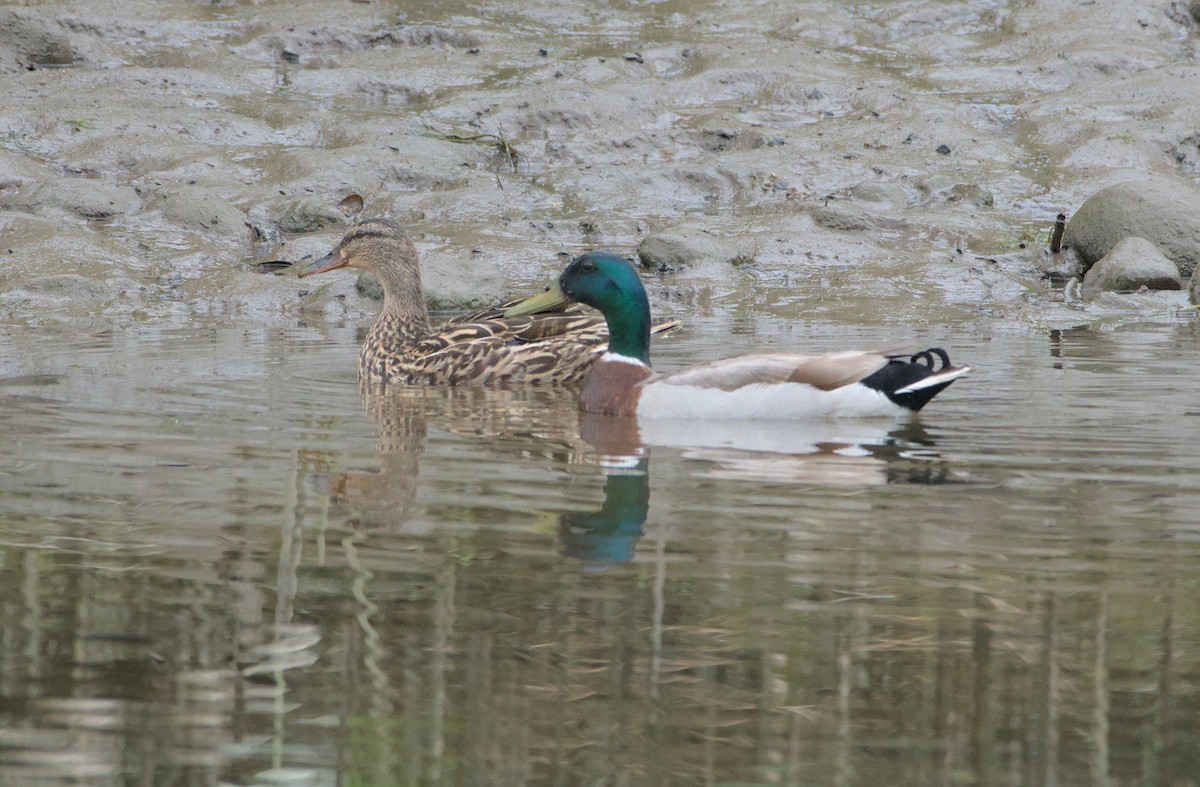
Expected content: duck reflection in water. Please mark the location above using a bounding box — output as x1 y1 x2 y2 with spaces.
558 413 951 564
308 386 428 531
558 455 650 564
579 410 950 489
309 384 951 551
311 383 594 531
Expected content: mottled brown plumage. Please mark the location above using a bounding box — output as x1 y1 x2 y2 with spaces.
298 219 678 386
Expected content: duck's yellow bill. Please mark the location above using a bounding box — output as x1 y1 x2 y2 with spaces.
503 280 571 317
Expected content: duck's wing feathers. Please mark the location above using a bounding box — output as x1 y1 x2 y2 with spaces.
416 313 606 356
445 302 679 343
445 299 590 326
405 331 607 386
377 306 680 386
659 350 893 392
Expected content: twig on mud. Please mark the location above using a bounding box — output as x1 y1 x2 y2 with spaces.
430 127 520 173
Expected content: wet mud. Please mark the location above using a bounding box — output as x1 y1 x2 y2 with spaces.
2 0 1199 331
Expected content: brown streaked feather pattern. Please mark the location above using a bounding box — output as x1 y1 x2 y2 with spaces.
366 324 606 386
303 218 678 386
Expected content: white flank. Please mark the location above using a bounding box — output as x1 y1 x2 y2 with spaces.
637 380 907 420
894 365 971 394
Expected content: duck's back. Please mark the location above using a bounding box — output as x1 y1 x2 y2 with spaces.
361 307 611 386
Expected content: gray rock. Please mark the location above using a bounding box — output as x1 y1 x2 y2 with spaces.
0 10 78 71
1064 179 1200 278
638 229 732 272
1081 236 1181 292
1191 266 1200 305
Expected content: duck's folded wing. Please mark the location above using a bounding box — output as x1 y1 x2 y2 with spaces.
443 305 678 345
406 334 603 385
446 300 588 327
659 351 892 392
417 315 608 354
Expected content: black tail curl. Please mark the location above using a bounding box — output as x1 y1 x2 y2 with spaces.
860 347 965 413
908 347 952 370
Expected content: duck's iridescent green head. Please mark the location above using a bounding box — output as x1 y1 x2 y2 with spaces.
557 253 640 310
505 252 652 365
558 253 652 364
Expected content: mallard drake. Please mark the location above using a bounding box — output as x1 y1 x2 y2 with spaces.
506 252 969 418
298 219 679 385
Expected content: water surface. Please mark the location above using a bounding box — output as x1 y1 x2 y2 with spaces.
2 315 1199 785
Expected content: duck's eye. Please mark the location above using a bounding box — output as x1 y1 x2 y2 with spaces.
580 259 596 273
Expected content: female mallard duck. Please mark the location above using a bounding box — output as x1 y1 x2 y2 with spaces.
506 252 969 418
298 219 679 385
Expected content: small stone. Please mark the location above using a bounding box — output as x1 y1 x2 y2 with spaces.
935 144 952 155
623 52 644 63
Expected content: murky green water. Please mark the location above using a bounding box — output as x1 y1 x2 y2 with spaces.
3 315 1199 786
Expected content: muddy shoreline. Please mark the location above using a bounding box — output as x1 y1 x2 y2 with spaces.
2 0 1199 333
